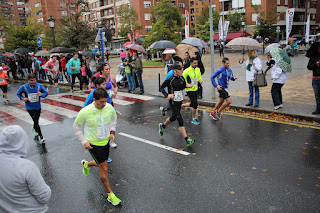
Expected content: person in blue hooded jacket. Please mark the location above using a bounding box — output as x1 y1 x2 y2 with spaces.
16 74 48 143
210 57 237 120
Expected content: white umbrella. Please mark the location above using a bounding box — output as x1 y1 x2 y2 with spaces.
226 37 262 50
162 48 176 54
181 37 208 48
126 44 147 54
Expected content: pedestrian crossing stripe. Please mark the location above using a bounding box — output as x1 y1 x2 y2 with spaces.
0 92 154 130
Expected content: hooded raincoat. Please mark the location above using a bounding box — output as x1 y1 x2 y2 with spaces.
0 125 51 213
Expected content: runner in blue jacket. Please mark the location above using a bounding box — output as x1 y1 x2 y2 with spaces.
210 57 237 120
16 74 48 143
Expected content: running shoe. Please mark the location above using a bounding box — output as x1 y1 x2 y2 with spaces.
109 141 117 148
34 135 40 143
160 107 166 116
186 137 195 147
46 87 50 93
5 99 9 104
210 112 218 121
57 94 62 99
81 159 90 177
158 123 164 136
107 158 112 163
40 136 46 144
107 192 122 206
191 118 200 125
216 110 222 120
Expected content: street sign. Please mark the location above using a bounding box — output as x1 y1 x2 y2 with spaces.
95 30 107 43
37 37 42 47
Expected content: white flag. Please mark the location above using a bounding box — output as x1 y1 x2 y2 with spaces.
286 8 295 41
219 17 223 40
185 10 189 39
305 13 310 43
224 21 230 40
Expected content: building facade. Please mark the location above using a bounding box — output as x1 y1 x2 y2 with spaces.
211 0 320 39
0 0 26 49
24 0 78 24
189 0 209 36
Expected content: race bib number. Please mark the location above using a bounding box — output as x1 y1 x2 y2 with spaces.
0 78 4 83
107 89 112 98
28 93 39 103
97 123 110 139
192 78 198 86
174 91 183 102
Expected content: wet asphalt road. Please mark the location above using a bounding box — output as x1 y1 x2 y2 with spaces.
2 82 320 213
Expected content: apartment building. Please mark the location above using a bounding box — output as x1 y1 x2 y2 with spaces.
82 0 189 39
189 0 209 36
24 0 78 24
0 0 26 49
211 0 320 39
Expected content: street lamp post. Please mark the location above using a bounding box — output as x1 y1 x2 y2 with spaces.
48 16 56 47
276 26 280 43
241 17 245 57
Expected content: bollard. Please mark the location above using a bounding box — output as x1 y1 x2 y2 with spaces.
158 73 161 92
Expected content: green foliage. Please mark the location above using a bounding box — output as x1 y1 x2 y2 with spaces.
2 19 42 52
142 0 183 48
117 6 142 39
41 25 64 50
226 12 244 32
197 8 220 41
253 6 279 40
60 0 97 50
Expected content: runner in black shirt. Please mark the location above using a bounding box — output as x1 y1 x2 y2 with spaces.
158 63 195 147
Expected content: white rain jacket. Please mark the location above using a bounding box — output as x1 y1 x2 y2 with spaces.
271 64 286 84
0 126 51 213
242 57 262 82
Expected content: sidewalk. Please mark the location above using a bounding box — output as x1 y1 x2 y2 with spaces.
137 53 320 123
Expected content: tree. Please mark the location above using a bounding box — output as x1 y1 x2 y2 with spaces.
142 0 183 48
253 6 279 40
60 0 97 50
197 7 220 41
117 6 142 39
226 12 244 32
0 14 42 52
41 25 64 50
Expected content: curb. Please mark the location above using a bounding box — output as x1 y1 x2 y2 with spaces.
143 66 165 68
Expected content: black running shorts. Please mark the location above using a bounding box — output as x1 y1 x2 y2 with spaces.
218 88 230 99
89 143 110 164
0 85 7 93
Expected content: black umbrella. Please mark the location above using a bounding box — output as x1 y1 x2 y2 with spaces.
81 51 95 58
135 37 145 45
147 40 177 50
14 48 32 54
50 47 70 53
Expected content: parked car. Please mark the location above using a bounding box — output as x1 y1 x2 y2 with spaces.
109 49 124 55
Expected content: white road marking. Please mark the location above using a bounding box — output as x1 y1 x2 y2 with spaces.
118 132 190 156
47 95 84 107
116 92 154 101
0 106 53 126
41 103 79 118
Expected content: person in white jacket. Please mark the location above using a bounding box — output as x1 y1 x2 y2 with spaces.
0 125 51 213
270 60 286 110
241 50 262 107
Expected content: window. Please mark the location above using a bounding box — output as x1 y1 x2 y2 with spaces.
37 18 43 23
18 7 24 11
35 2 41 7
145 25 152 32
196 8 198 12
144 1 151 8
60 3 66 8
285 0 288 6
251 0 261 5
232 0 245 9
61 11 67 16
179 3 185 9
71 10 76 15
36 10 42 16
70 3 76 7
1 7 8 11
19 13 25 17
144 13 151 20
16 1 24 5
251 13 258 23
277 0 280 5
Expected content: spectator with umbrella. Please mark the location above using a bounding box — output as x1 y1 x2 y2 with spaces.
241 50 262 108
269 59 286 110
306 38 320 114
